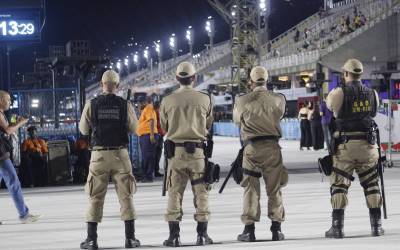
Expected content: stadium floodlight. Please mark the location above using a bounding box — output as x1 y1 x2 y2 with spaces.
259 0 267 12
186 26 194 55
144 47 149 60
124 57 129 67
116 60 121 70
205 16 215 49
169 33 177 58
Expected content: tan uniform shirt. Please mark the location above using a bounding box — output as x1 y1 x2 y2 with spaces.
79 93 138 136
326 85 380 118
233 86 286 142
160 85 213 142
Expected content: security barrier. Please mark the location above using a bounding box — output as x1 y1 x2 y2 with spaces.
212 119 301 140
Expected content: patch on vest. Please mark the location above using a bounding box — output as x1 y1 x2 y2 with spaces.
98 108 120 120
351 100 372 113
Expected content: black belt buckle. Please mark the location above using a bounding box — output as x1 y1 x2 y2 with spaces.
183 142 196 154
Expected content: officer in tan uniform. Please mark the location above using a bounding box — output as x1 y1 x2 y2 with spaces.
233 66 288 242
325 58 384 238
160 62 213 247
79 70 140 249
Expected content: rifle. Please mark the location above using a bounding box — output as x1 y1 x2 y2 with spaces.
374 123 387 219
219 147 244 193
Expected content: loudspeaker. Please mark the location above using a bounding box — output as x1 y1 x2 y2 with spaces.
47 140 71 185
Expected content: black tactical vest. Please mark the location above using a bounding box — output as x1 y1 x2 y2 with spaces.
336 81 377 133
90 94 129 147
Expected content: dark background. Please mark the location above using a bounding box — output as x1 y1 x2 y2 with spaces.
5 0 327 82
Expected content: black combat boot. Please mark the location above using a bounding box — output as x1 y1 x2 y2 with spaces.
237 223 256 242
196 222 213 245
125 220 141 248
163 221 182 247
270 221 285 241
325 209 345 238
369 208 385 237
80 222 99 250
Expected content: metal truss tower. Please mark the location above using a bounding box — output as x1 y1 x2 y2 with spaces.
207 0 269 93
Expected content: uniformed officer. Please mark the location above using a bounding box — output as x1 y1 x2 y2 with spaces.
325 58 384 238
79 70 140 249
160 62 214 247
233 66 288 242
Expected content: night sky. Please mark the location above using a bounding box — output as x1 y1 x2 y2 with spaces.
10 0 324 78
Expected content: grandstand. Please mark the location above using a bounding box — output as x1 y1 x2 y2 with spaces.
86 0 400 117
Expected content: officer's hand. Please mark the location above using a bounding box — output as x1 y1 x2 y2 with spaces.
150 134 156 144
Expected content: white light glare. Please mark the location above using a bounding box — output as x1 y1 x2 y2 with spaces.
144 47 149 59
133 53 138 63
169 34 176 48
259 0 267 11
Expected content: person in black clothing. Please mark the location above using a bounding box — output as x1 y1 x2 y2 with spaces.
309 101 324 150
298 102 312 150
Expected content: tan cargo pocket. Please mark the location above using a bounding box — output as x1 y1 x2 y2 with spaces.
130 174 137 195
85 175 93 195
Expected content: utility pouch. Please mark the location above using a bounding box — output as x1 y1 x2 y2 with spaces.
183 142 196 154
164 140 175 159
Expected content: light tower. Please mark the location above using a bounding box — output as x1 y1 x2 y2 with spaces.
169 33 178 59
205 16 215 49
186 26 194 55
207 0 270 93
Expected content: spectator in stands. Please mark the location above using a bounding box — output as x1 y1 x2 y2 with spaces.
73 134 91 183
298 102 312 150
21 126 48 187
320 94 333 150
153 100 164 178
0 90 41 223
294 29 300 42
308 102 324 151
360 13 367 26
137 96 159 182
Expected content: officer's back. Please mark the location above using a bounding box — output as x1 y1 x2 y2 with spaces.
234 84 285 142
161 75 211 142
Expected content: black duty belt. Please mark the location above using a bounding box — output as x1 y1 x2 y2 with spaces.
249 136 279 143
175 142 204 148
342 134 369 141
91 146 126 151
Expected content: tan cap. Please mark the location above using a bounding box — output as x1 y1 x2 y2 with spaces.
342 59 363 74
101 70 120 84
250 66 268 83
176 62 196 78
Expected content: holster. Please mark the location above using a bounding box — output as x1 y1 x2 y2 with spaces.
164 140 175 159
318 155 333 176
205 140 214 158
367 131 377 145
204 160 220 185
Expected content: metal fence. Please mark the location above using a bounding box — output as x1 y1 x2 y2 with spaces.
10 88 80 143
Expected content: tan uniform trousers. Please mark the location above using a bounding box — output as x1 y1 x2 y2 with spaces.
85 148 137 222
165 147 210 222
331 140 382 209
241 140 288 225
